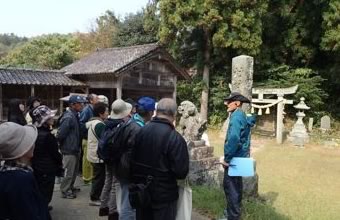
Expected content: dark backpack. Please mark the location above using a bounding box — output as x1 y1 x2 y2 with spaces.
97 119 130 164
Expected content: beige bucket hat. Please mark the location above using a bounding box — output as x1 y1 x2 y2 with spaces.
110 99 132 119
0 122 38 160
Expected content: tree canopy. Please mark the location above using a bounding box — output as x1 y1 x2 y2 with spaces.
0 34 79 69
157 0 268 120
0 1 339 122
0 33 28 58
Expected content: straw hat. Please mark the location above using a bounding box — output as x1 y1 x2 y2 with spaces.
0 122 38 160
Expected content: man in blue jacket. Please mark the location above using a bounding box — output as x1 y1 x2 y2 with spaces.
221 92 255 220
57 95 86 199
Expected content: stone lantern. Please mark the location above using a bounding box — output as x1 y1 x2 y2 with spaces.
289 97 310 146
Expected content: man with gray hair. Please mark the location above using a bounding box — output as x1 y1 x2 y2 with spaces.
130 98 189 220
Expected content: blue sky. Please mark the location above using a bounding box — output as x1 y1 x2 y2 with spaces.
0 0 149 37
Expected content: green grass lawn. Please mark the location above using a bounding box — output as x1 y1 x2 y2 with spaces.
192 186 291 220
194 129 340 220
255 142 340 220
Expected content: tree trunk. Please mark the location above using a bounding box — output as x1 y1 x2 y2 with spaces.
200 31 210 121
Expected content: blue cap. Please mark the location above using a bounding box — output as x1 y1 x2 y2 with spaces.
137 96 156 111
69 95 87 104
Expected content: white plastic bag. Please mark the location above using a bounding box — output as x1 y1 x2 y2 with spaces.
176 180 192 220
116 183 122 213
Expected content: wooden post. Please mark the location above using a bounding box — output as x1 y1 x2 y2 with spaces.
157 74 161 86
116 77 122 99
59 86 63 115
138 72 142 84
111 88 115 103
276 94 284 144
0 84 2 121
31 85 35 97
51 86 54 109
173 75 177 100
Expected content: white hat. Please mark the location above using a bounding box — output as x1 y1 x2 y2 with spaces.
110 99 132 119
98 95 109 105
0 122 38 160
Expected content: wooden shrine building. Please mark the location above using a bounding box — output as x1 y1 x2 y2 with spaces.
62 43 190 104
0 43 190 121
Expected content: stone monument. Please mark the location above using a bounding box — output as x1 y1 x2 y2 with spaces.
320 115 331 133
308 117 314 132
177 101 219 185
231 55 258 198
230 55 253 112
289 97 310 146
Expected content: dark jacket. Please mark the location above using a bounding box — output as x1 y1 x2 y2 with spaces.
32 126 63 174
57 109 81 155
224 108 256 162
0 163 49 220
131 117 189 203
79 104 94 139
114 117 143 181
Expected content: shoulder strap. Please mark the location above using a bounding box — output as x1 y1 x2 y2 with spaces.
91 121 105 141
90 124 99 141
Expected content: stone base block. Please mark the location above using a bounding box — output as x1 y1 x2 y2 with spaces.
190 146 214 160
214 171 259 198
188 169 220 186
191 140 206 147
190 157 219 173
243 174 259 198
288 133 309 146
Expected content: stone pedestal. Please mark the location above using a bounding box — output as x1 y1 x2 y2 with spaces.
188 140 219 185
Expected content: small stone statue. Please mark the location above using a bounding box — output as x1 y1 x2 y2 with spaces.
177 101 207 141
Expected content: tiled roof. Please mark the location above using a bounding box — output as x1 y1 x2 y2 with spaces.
62 43 159 75
61 43 190 79
0 68 85 86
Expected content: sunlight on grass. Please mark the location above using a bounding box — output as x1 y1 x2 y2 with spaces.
205 128 340 220
255 143 340 220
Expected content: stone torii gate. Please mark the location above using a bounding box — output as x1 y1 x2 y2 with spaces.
251 86 298 144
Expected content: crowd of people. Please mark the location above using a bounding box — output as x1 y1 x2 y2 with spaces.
0 91 254 220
